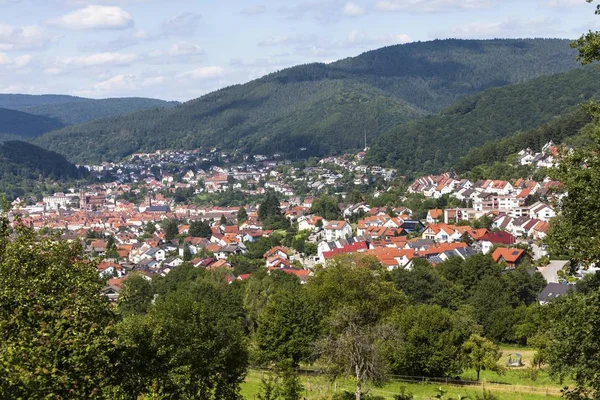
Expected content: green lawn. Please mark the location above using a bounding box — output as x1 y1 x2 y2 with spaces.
241 370 563 399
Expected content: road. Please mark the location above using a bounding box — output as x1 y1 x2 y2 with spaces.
539 260 568 283
515 239 564 282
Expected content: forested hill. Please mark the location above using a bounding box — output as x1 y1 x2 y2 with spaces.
0 108 65 138
0 94 84 108
0 141 87 201
35 39 580 164
0 94 178 126
364 65 600 176
454 108 593 175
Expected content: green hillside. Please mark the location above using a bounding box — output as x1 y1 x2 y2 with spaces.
0 94 177 125
15 97 178 125
454 108 592 174
0 94 85 108
0 140 87 200
364 65 600 176
35 39 580 163
0 108 65 138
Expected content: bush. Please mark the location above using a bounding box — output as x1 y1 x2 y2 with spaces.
394 386 415 400
475 390 499 400
332 392 385 400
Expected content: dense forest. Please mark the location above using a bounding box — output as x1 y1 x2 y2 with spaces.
0 141 87 200
453 108 592 176
364 65 600 176
0 108 65 138
0 94 89 107
0 94 177 127
34 39 580 163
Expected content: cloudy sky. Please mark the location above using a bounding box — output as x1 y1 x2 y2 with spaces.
0 0 596 101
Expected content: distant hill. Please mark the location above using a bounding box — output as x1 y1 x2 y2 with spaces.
35 39 580 163
0 140 87 200
454 108 592 175
364 65 600 176
0 94 85 108
0 108 65 138
0 94 178 126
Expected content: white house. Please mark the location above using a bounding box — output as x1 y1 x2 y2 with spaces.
426 209 443 224
143 247 166 262
529 202 556 222
324 221 353 242
298 215 325 232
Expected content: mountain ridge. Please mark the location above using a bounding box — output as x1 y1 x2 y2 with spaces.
0 94 178 126
364 64 600 176
0 108 66 138
34 38 581 163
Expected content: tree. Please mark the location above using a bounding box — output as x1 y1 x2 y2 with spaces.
257 374 279 400
238 206 248 224
0 222 123 398
183 242 192 261
118 273 154 316
144 222 156 235
571 0 600 66
276 360 304 400
318 307 390 400
544 288 600 399
255 287 320 366
547 1 600 267
243 269 299 333
220 214 228 225
391 259 463 310
310 196 342 220
307 255 407 400
305 255 407 326
259 190 289 230
259 190 282 221
118 282 248 399
189 219 212 238
469 275 515 343
462 334 502 381
162 219 179 241
385 305 474 378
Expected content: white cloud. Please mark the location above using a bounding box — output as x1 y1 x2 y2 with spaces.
166 42 204 56
145 42 206 64
13 54 32 67
0 52 32 68
75 66 227 99
259 31 411 55
240 5 267 15
0 53 11 65
278 2 349 23
61 52 138 66
47 5 134 30
91 74 154 93
62 0 150 5
0 24 50 51
258 35 297 47
180 66 225 80
548 0 589 7
343 2 366 16
376 0 493 13
346 30 412 46
160 12 202 36
434 16 562 39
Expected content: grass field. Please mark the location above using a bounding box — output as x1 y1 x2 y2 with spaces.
241 346 569 399
240 370 562 399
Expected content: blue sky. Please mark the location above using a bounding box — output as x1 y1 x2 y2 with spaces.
0 0 596 101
